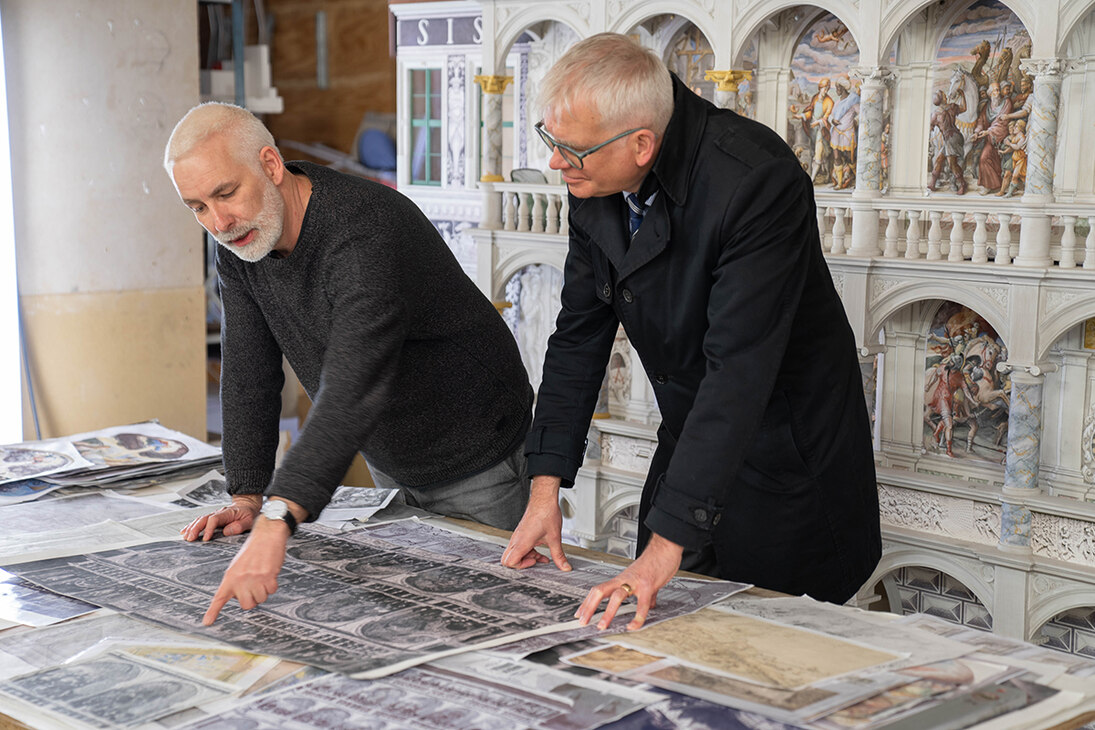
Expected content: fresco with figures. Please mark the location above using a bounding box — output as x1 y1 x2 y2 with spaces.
923 302 1010 462
787 13 871 190
929 0 1031 197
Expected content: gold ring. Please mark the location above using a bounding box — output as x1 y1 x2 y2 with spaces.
619 583 634 596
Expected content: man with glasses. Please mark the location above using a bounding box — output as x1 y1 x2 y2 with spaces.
501 33 880 629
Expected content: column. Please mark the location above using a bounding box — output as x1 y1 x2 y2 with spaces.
473 74 512 183
1015 59 1064 267
704 69 751 111
848 66 895 257
997 365 1050 552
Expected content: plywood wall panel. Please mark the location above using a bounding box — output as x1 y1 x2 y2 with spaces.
260 0 396 154
20 288 207 442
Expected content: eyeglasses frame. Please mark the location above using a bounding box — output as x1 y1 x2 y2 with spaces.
534 120 646 169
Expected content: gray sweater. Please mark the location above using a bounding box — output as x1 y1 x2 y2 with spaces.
216 161 533 519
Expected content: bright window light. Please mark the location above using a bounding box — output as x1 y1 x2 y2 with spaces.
0 10 24 443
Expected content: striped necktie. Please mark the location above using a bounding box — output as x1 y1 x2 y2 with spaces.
626 193 646 238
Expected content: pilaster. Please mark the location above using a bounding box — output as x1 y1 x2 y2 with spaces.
849 66 895 256
472 74 512 182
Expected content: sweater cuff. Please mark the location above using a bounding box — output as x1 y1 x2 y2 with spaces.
226 469 272 496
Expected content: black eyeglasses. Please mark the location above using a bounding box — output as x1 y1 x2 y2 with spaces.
534 120 645 169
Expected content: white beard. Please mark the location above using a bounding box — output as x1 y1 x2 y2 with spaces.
215 180 285 262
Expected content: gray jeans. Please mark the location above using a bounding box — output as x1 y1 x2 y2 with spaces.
367 442 529 531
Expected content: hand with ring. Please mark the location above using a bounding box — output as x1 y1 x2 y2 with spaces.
574 534 684 631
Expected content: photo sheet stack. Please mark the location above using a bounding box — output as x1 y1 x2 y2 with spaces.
0 421 222 504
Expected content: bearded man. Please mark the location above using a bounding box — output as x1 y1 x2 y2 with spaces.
164 103 533 625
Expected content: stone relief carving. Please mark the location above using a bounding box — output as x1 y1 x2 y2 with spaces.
446 56 466 188
871 277 901 303
974 502 1000 542
879 485 946 531
502 264 563 392
1045 288 1081 318
978 286 1008 309
567 1 590 21
831 272 845 299
1032 573 1065 596
879 485 998 546
1030 513 1095 566
601 433 654 473
607 327 632 415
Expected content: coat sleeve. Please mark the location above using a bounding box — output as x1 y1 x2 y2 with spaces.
644 157 819 550
525 214 620 486
216 249 286 497
264 239 408 519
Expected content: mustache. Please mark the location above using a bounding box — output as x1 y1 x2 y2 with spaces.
214 226 253 245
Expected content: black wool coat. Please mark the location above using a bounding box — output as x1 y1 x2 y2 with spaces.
525 74 881 603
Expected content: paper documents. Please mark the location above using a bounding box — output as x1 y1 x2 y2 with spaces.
5 520 736 679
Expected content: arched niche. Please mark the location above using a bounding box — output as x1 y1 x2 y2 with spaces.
733 2 863 64
869 548 996 620
926 0 1033 199
786 10 864 188
922 301 1010 463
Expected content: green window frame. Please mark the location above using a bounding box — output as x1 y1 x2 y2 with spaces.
409 67 442 186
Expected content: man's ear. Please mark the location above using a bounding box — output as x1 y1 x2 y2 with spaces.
633 129 659 167
259 146 284 184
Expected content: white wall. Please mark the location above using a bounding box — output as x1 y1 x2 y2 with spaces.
3 0 207 439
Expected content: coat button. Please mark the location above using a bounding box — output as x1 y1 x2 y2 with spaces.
622 289 634 303
654 373 668 384
693 508 708 523
602 283 611 299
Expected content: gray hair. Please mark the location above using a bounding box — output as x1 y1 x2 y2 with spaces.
163 102 280 174
537 32 673 137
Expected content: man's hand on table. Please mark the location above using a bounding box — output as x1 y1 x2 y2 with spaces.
501 475 572 572
180 494 262 542
576 533 684 632
193 497 307 626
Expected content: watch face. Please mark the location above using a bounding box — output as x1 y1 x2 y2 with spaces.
262 501 288 519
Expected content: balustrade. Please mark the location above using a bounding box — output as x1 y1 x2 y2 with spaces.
478 182 1095 269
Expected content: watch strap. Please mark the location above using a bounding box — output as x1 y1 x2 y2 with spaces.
260 500 298 535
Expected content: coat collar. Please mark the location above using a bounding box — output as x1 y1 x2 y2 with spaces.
648 72 710 209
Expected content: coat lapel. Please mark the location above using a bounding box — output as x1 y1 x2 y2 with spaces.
570 194 629 272
619 193 671 280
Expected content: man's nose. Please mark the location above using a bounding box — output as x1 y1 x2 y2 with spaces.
209 205 234 232
547 147 572 171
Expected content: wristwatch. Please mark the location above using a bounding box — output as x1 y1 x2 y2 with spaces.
259 499 298 536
